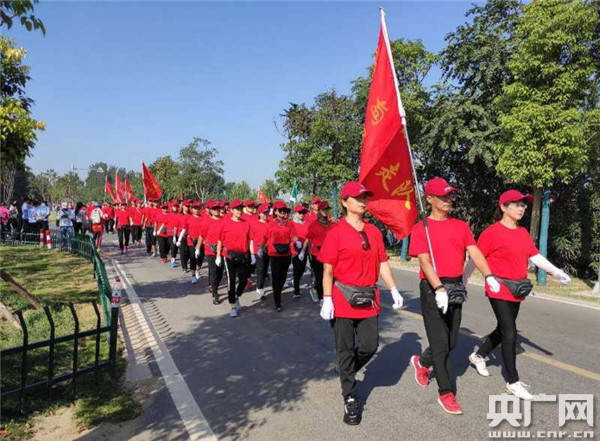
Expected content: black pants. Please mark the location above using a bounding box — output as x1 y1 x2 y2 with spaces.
170 238 178 259
117 226 130 250
270 255 291 308
256 254 270 289
207 255 224 299
333 315 379 398
105 220 114 233
419 279 463 395
477 298 521 383
183 244 204 271
292 253 308 295
158 236 170 259
225 257 249 304
37 220 49 232
310 257 324 300
180 240 190 270
74 222 82 234
145 227 155 253
132 225 142 242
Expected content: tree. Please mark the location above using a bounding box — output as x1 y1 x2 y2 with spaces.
0 0 45 34
260 179 279 201
149 156 179 201
494 0 600 241
52 172 84 203
0 36 45 169
176 137 225 201
30 169 57 202
225 181 253 200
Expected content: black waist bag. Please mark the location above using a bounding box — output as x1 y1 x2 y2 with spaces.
443 281 468 305
499 277 533 298
273 243 290 254
228 250 247 265
335 281 376 308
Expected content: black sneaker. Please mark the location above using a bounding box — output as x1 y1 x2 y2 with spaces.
343 396 361 425
212 297 220 305
293 292 301 299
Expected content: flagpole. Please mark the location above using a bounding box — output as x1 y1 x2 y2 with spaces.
142 162 147 205
380 8 437 271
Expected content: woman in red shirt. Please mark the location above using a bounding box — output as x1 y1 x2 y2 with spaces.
260 201 298 312
301 200 334 303
291 205 310 299
465 190 571 400
319 182 404 426
129 199 144 248
155 204 175 263
251 204 271 300
114 202 131 254
199 201 225 305
217 199 252 318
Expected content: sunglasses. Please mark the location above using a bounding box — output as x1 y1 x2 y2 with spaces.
358 231 371 251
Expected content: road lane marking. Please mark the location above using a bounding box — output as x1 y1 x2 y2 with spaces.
394 308 600 382
113 259 218 441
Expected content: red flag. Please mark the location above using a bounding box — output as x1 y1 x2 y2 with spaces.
115 173 125 203
358 11 418 239
142 162 162 201
257 188 269 204
124 178 135 202
104 176 117 202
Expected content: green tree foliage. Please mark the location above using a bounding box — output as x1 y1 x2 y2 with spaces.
225 181 253 201
176 137 225 201
260 179 279 201
0 0 45 34
51 172 84 203
30 169 57 202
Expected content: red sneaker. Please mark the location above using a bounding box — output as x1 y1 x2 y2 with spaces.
246 280 253 290
437 392 463 415
410 355 430 387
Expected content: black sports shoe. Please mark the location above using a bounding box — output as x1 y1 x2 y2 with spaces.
343 396 361 425
212 297 220 305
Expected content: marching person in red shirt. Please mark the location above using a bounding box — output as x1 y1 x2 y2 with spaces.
143 199 158 256
408 177 500 415
178 201 192 273
167 202 181 267
260 200 298 312
305 196 321 226
291 204 310 299
319 182 404 425
199 201 225 305
154 204 173 262
103 202 114 234
129 199 144 248
251 203 271 300
114 201 132 254
90 202 104 252
242 199 258 290
185 202 205 284
300 200 334 303
464 190 571 399
217 199 253 318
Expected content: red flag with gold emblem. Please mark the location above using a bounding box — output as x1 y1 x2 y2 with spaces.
142 162 162 201
358 11 418 239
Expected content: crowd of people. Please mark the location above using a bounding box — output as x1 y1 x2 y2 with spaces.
2 177 573 425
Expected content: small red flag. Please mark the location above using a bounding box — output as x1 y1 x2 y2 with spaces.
124 178 135 202
257 188 269 204
142 162 162 201
115 173 125 203
104 176 117 202
358 11 418 239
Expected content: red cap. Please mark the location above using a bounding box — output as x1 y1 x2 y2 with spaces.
273 200 289 211
160 204 168 210
340 182 373 199
318 201 330 210
498 190 533 206
229 198 244 209
311 196 322 204
257 203 270 213
424 177 457 196
206 200 217 209
294 204 308 213
244 199 256 207
191 202 203 209
182 199 191 207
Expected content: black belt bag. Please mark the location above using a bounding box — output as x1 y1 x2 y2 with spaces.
273 243 290 254
227 250 248 265
335 281 376 308
441 278 468 305
498 277 533 298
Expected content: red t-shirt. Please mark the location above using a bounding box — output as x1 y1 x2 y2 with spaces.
186 216 205 246
219 217 251 256
157 212 179 237
320 219 388 319
201 217 223 256
305 211 318 226
477 222 539 303
409 217 476 279
293 220 310 242
241 213 257 225
142 207 154 226
306 220 334 261
114 208 131 228
250 220 270 254
103 206 114 219
265 220 296 257
129 206 143 226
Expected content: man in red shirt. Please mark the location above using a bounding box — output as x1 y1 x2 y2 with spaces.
142 199 158 256
114 201 131 254
199 201 225 304
129 199 144 248
103 203 115 234
155 204 174 262
408 177 500 415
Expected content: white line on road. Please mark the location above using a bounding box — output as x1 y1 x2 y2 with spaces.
112 259 218 441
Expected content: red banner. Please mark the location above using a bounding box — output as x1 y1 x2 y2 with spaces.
104 176 117 203
142 162 162 201
124 178 135 202
257 188 269 204
358 13 418 239
115 173 125 203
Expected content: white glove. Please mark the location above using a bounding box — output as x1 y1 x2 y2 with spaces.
485 275 501 293
195 249 200 258
176 240 181 247
553 270 571 285
257 248 264 258
215 256 222 267
152 231 156 236
435 288 448 314
298 251 305 261
390 287 404 310
320 296 334 320
173 237 177 245
295 240 302 249
250 254 256 265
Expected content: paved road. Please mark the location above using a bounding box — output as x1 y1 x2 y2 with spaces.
96 232 600 441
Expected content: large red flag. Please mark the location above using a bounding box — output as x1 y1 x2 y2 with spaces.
358 11 418 239
115 173 125 203
124 178 135 202
257 188 269 204
142 162 162 201
104 176 117 202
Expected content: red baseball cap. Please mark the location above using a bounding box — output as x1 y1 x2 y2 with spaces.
424 177 457 196
257 203 270 213
498 190 533 206
311 196 322 204
230 198 244 209
191 202 203 209
273 200 290 211
182 199 191 207
294 204 308 213
340 181 373 199
318 201 330 210
244 199 256 207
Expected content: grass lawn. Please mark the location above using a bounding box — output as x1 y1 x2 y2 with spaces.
0 245 140 440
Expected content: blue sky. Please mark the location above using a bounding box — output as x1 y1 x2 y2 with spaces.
8 1 477 188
